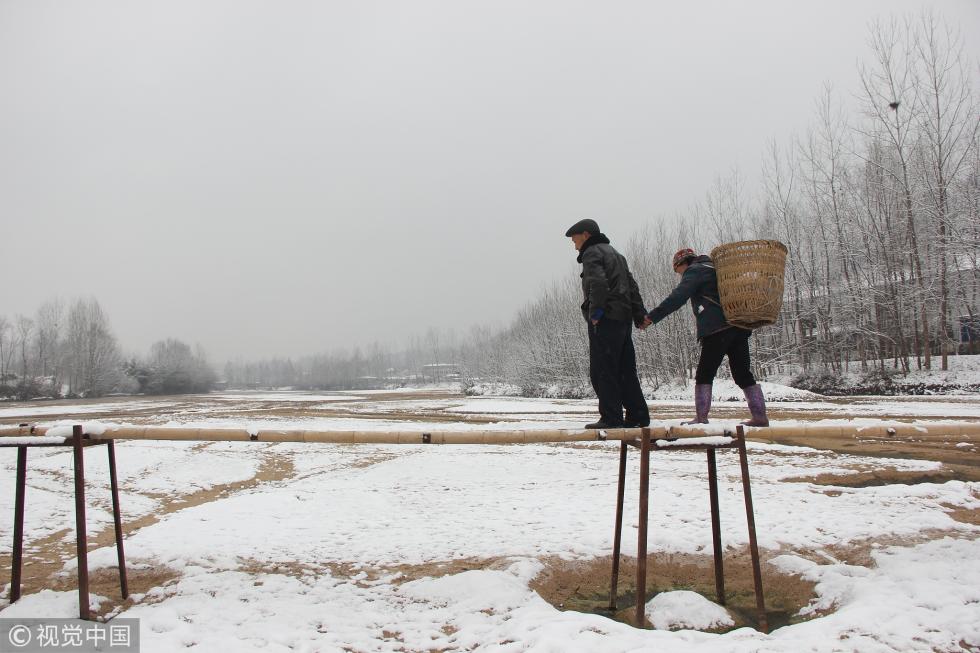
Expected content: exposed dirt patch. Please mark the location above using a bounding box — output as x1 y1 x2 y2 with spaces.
747 426 980 473
139 446 295 515
804 530 978 568
234 555 513 587
0 528 74 604
234 558 358 583
2 445 297 614
346 390 458 403
47 563 182 620
261 407 510 425
344 450 411 470
942 500 980 526
530 549 815 631
784 467 963 487
382 557 512 585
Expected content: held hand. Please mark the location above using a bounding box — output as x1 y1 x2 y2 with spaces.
638 316 653 330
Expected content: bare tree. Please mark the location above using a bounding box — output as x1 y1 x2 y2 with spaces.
14 315 34 393
35 299 64 386
0 316 11 390
857 16 932 368
65 298 123 397
912 12 979 369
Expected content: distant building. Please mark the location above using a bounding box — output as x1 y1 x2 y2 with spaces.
960 314 979 353
421 363 463 382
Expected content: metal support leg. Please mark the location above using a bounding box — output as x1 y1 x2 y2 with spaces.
608 441 628 610
10 446 27 603
107 441 128 599
707 448 725 605
72 425 90 620
634 427 651 626
736 426 767 632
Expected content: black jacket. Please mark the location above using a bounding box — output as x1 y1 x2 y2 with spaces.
647 255 732 339
577 234 647 325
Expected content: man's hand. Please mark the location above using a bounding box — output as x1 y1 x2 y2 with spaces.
590 308 604 326
637 316 653 330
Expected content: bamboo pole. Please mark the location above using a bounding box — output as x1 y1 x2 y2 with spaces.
0 422 977 443
0 424 660 444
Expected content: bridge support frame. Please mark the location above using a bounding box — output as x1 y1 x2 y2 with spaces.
3 425 128 620
607 425 767 631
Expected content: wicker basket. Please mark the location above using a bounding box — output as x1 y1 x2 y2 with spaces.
709 240 788 330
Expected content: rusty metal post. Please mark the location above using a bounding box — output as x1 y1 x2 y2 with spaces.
634 427 651 626
736 426 767 632
107 441 129 599
10 446 27 603
607 440 628 610
72 425 90 620
707 448 725 605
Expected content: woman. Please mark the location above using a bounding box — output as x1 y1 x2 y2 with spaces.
643 248 769 426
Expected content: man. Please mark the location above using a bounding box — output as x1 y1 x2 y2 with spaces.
643 248 769 426
565 218 650 429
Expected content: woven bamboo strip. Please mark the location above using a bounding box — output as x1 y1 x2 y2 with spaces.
752 425 796 438
436 432 489 444
803 425 844 438
0 425 38 437
296 430 358 443
110 426 253 441
951 423 980 437
257 429 323 443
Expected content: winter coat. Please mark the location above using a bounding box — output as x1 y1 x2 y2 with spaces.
646 255 734 339
577 234 647 325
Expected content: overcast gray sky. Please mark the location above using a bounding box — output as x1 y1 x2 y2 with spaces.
1 0 978 362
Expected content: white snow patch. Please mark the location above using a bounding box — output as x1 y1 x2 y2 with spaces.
0 436 68 445
653 380 824 402
0 400 175 418
645 590 734 631
656 436 733 447
446 398 597 414
767 537 980 651
209 392 358 402
399 568 530 611
0 589 108 618
45 421 109 437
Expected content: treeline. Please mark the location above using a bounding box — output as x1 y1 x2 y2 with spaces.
0 298 216 399
223 329 471 390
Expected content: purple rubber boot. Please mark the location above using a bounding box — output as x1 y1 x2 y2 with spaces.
682 384 712 425
742 384 769 427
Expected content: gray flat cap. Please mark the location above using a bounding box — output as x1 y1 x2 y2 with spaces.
565 218 600 237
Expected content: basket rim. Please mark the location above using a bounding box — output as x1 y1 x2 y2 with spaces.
711 239 788 255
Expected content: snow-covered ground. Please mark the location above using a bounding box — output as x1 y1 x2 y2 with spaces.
1 392 978 652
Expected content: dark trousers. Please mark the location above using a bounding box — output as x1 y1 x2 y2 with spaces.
696 328 756 388
588 318 649 426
